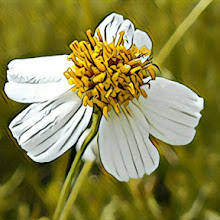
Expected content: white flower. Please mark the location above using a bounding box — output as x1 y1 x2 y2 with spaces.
4 13 204 182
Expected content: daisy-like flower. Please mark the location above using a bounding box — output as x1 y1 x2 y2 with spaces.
5 13 204 181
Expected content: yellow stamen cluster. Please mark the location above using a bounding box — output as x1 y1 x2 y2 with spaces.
64 29 155 118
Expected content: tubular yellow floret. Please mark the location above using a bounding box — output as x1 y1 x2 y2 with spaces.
64 29 155 118
83 95 89 106
140 46 151 56
105 88 112 98
128 82 136 96
103 106 108 118
93 72 106 83
86 29 96 47
120 64 131 74
130 66 142 74
114 103 120 115
96 28 103 42
64 72 71 79
117 31 125 46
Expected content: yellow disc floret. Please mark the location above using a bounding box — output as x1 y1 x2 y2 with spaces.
64 28 155 118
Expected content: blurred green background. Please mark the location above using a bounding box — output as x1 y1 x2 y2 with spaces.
0 0 219 219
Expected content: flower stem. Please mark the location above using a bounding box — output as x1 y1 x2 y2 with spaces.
155 0 213 65
53 111 101 220
59 161 94 220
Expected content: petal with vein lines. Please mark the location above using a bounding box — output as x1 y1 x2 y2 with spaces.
9 90 93 162
136 77 204 145
98 104 159 181
7 55 72 83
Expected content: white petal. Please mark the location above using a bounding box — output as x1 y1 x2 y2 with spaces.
9 90 93 162
82 135 97 161
98 113 128 181
9 90 77 146
95 13 123 43
10 90 80 148
136 77 204 145
122 103 160 175
4 81 73 103
133 29 152 52
95 13 152 54
75 128 97 161
114 19 135 49
98 104 159 182
76 129 90 152
7 55 72 83
28 105 92 162
106 14 124 44
95 13 136 49
133 29 152 62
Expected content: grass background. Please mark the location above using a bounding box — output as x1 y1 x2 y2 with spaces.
0 0 219 219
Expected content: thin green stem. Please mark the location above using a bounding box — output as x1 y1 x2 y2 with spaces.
180 184 213 220
53 148 82 220
59 161 94 220
53 111 101 220
155 0 213 66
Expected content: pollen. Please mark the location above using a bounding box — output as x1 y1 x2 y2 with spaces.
64 29 156 118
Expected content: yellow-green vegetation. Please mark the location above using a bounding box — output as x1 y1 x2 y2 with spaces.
0 0 219 219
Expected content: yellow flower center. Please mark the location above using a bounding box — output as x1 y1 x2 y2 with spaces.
64 29 155 118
